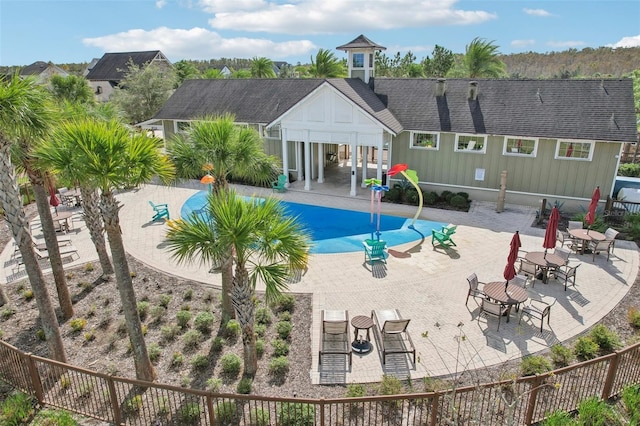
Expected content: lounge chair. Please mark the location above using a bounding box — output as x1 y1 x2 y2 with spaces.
271 174 287 192
318 310 352 366
17 244 79 265
149 201 170 221
432 224 457 248
363 239 388 265
371 309 416 365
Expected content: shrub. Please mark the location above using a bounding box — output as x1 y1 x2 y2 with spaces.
150 305 166 323
541 409 573 425
0 307 16 320
622 384 640 423
213 401 237 424
346 383 366 398
456 192 470 200
237 377 253 394
449 194 468 209
124 395 143 413
589 324 621 352
269 356 289 377
32 409 78 425
574 337 599 360
576 396 618 425
0 392 34 425
211 336 225 352
206 377 222 392
183 288 193 301
385 187 402 202
160 324 181 342
148 343 162 363
83 330 95 342
21 289 34 301
254 324 267 337
256 339 265 357
273 294 295 313
618 163 640 177
193 311 214 334
550 344 574 367
379 374 403 395
279 311 292 322
182 329 203 350
69 318 87 332
36 329 46 341
159 294 171 308
255 306 273 325
520 355 552 376
180 402 201 423
276 320 293 340
249 408 270 426
176 310 191 328
170 352 184 368
272 338 290 357
136 301 150 320
190 354 209 370
277 402 315 426
441 190 453 202
220 353 242 376
405 188 419 204
225 319 241 338
423 191 438 205
628 308 640 328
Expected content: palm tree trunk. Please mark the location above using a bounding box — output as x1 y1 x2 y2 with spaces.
0 145 66 362
220 256 235 321
101 191 155 382
230 266 257 376
29 177 73 319
80 186 113 277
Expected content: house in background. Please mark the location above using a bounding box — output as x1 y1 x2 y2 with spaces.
143 35 636 210
19 61 69 84
85 50 171 101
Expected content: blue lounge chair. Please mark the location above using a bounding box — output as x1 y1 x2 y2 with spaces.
272 174 287 192
432 224 457 247
149 201 169 221
363 239 388 265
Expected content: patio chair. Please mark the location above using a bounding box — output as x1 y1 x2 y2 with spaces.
271 174 287 192
432 224 457 248
567 220 583 250
318 310 352 367
466 273 487 306
517 258 539 287
363 239 388 265
478 299 510 331
553 247 571 263
553 263 580 291
556 229 571 248
519 298 556 332
588 237 615 261
149 201 170 221
604 228 620 253
371 309 416 365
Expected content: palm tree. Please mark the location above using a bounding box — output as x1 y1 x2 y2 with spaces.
39 118 175 381
0 75 66 362
463 37 507 78
165 189 310 375
166 114 280 320
251 57 276 78
309 49 345 78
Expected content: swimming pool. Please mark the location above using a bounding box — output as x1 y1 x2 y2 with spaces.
181 191 446 254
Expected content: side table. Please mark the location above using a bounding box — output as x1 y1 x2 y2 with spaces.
351 315 374 354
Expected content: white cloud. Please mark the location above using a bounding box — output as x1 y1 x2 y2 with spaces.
511 39 535 48
82 27 316 60
203 0 497 34
156 0 167 8
608 35 640 48
523 8 552 17
547 40 585 49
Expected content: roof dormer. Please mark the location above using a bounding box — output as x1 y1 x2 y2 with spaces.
336 34 386 84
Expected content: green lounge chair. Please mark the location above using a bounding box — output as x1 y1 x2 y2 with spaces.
272 174 287 192
363 239 388 265
149 201 169 221
432 224 457 247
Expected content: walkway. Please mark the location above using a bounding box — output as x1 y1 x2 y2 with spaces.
1 178 637 385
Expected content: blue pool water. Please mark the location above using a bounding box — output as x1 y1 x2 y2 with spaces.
181 191 446 254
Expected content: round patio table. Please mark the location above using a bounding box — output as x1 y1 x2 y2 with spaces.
351 315 374 354
51 210 74 233
525 251 567 283
568 229 606 255
483 281 529 322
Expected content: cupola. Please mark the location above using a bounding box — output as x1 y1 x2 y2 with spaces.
336 34 386 84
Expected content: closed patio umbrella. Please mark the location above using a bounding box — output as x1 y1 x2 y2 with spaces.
543 206 560 257
49 185 60 213
585 186 600 233
503 231 521 289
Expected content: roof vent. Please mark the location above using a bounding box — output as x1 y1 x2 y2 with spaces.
611 113 619 129
435 78 446 96
468 81 478 100
536 88 543 103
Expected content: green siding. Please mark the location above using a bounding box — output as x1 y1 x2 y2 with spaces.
391 132 619 199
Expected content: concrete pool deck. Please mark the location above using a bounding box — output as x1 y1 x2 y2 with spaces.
2 179 638 385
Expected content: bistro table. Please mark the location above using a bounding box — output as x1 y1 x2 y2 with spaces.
525 251 567 283
483 281 529 322
64 188 83 207
51 210 74 234
351 315 374 354
568 229 606 255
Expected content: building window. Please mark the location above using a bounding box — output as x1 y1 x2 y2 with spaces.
177 121 191 132
455 134 486 153
95 86 102 94
353 53 364 68
369 53 374 67
503 137 537 156
410 131 438 150
263 124 281 139
556 140 593 160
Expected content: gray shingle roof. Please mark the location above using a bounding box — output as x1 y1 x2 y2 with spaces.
85 51 162 81
372 78 637 143
336 35 386 51
20 61 60 76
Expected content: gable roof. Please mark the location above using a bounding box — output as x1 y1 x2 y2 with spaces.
372 78 637 143
85 51 166 81
20 61 67 77
336 34 386 51
152 78 403 133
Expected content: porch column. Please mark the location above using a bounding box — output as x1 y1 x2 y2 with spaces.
304 132 311 191
377 138 384 182
296 141 303 184
310 142 316 180
350 134 357 197
361 146 368 187
317 143 324 183
281 128 289 187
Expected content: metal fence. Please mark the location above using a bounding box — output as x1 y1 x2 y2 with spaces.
1 339 639 425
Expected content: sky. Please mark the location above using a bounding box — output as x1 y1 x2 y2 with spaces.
1 0 639 67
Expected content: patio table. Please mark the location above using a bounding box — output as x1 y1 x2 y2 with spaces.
483 281 528 322
525 251 566 283
568 229 606 255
